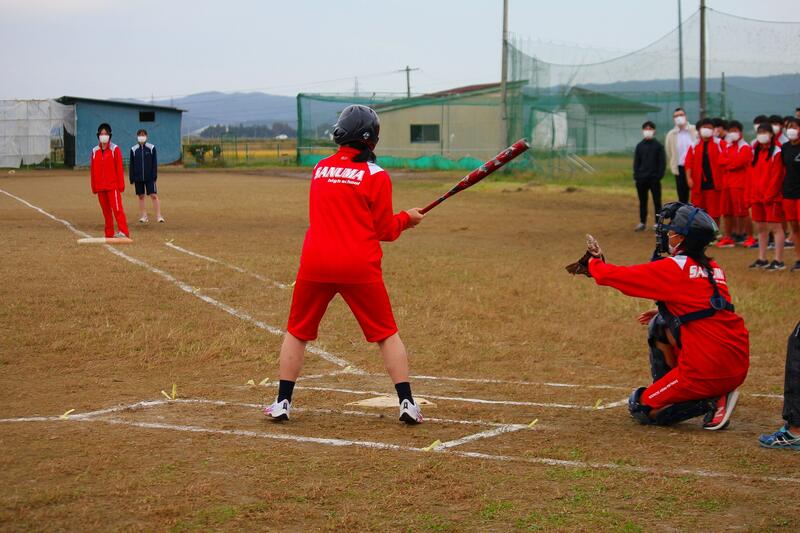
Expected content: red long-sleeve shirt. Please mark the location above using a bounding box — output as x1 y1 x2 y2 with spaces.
297 146 411 283
719 139 752 190
747 145 785 204
589 255 749 381
684 139 723 193
90 143 124 193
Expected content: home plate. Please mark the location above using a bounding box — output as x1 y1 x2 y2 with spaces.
346 396 436 408
78 237 133 244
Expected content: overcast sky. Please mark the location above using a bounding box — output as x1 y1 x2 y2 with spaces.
0 0 795 100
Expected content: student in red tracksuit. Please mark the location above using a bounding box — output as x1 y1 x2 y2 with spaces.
90 123 129 238
263 105 425 424
717 121 754 248
747 122 786 271
685 118 723 223
566 203 749 429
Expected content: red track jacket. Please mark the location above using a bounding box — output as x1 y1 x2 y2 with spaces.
90 143 125 193
747 144 785 204
589 255 749 382
297 146 411 283
684 139 723 192
719 139 752 190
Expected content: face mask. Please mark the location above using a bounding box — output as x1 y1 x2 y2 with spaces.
699 127 713 139
137 136 147 144
726 132 740 143
757 133 771 145
787 128 799 141
674 116 686 127
772 124 782 135
642 129 655 139
98 134 110 144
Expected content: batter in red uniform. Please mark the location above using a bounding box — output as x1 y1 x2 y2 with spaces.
567 203 749 429
264 105 425 424
90 123 129 238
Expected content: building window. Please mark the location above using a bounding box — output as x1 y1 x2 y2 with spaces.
139 111 155 122
410 124 440 143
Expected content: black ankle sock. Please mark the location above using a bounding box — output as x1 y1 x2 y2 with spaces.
277 380 295 403
395 382 414 404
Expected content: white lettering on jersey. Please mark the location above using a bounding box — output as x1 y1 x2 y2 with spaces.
688 265 727 284
313 166 365 183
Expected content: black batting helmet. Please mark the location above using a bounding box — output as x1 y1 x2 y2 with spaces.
332 105 380 149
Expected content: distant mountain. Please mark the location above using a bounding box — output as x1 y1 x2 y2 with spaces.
118 91 297 133
583 74 800 96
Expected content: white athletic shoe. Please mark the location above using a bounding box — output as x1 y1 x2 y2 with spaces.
157 216 165 223
263 399 291 421
113 231 128 239
399 399 423 424
139 215 149 223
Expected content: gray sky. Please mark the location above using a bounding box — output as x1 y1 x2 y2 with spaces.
0 0 795 100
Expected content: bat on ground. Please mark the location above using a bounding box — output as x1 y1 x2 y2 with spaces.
419 139 531 214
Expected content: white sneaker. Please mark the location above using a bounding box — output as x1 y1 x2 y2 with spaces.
263 399 291 421
399 399 423 424
157 216 165 223
139 215 149 223
113 231 128 239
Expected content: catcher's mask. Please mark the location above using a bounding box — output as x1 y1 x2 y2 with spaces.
652 202 718 261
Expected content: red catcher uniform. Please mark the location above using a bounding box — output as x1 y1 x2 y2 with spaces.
684 138 723 217
90 142 129 237
747 145 785 223
719 139 753 217
589 255 749 410
287 146 411 342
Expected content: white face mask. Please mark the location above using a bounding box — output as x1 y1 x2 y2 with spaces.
98 134 110 144
699 127 713 139
772 124 782 135
757 133 771 145
725 132 740 143
137 136 147 144
787 128 799 141
642 129 655 139
674 116 687 127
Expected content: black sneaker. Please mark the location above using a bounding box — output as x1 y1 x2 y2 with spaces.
765 260 786 271
792 261 800 272
749 259 769 269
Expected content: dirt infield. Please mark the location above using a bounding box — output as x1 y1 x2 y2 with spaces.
1 168 799 531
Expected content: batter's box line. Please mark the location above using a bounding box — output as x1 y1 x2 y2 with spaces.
17 408 799 486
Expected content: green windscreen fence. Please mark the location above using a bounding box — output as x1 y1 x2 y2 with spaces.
298 9 800 172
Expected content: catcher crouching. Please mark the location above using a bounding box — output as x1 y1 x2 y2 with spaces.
567 203 750 429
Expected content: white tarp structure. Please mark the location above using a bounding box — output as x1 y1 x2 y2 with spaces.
0 100 75 168
530 110 567 150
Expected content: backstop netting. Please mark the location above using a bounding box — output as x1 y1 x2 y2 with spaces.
298 9 800 170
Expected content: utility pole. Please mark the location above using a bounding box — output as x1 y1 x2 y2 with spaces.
401 66 419 98
699 0 707 118
354 76 359 97
720 71 726 118
677 0 684 108
500 0 509 149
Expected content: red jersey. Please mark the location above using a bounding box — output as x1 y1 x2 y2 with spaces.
719 139 753 190
589 255 749 382
90 143 124 193
297 147 411 283
684 139 723 193
747 144 785 204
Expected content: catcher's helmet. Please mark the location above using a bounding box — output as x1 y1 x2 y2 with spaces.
97 123 112 137
332 105 380 149
654 202 718 257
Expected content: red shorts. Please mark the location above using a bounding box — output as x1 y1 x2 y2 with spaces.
642 367 746 410
691 189 721 218
783 198 800 222
720 188 748 217
751 202 784 223
287 279 398 343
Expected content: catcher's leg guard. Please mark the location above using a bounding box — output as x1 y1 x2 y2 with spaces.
648 315 672 381
650 399 714 426
628 387 654 425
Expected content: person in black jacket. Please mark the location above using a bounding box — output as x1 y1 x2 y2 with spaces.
633 121 666 231
129 129 163 223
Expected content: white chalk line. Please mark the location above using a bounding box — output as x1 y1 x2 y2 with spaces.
261 383 629 411
0 188 358 372
436 424 528 450
164 241 290 289
0 400 165 424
